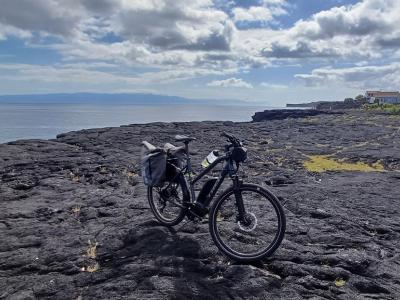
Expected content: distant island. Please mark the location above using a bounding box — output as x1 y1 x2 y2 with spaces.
0 92 246 106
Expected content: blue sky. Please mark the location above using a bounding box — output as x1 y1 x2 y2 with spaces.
0 0 399 105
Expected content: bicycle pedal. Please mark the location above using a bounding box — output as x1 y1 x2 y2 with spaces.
187 208 204 222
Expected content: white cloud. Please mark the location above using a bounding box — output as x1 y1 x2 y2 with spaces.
207 77 253 88
0 0 86 37
261 0 400 60
2 0 397 69
0 23 33 40
0 62 237 87
232 0 287 23
295 63 400 89
0 0 399 97
233 7 275 23
261 0 287 4
260 82 288 89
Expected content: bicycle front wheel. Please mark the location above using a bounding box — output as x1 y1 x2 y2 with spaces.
209 184 286 262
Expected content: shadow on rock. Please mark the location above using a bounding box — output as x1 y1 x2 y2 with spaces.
94 222 212 298
94 221 282 299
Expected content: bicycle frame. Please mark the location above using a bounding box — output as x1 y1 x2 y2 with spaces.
190 154 233 207
166 149 237 208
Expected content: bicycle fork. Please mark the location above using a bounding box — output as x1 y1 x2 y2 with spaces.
233 176 248 224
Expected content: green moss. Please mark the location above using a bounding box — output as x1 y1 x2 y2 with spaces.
304 155 384 173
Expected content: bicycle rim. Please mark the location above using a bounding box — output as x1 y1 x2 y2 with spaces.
211 185 285 259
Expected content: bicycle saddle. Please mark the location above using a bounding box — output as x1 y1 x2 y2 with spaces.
174 135 196 143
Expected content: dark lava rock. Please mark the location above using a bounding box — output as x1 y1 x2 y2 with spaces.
265 176 294 186
252 109 342 122
1 111 400 299
310 209 332 219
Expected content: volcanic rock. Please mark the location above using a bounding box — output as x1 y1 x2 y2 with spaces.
1 110 400 299
251 109 342 122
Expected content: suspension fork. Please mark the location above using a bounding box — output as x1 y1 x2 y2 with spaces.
233 176 247 221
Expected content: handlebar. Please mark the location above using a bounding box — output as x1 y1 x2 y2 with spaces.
221 131 241 147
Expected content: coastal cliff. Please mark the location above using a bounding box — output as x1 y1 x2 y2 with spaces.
251 109 341 122
1 111 399 299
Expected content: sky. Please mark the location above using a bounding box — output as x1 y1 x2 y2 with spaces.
0 0 399 105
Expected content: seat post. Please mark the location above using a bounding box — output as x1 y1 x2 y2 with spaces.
184 141 189 155
184 141 192 176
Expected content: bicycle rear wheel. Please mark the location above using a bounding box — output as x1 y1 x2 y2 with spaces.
147 176 188 226
209 184 286 262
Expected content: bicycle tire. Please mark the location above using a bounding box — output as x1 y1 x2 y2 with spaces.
209 183 286 262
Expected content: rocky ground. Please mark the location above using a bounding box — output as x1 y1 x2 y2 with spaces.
1 110 399 299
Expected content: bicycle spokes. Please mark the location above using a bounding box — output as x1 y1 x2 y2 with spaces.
153 183 184 220
213 189 281 256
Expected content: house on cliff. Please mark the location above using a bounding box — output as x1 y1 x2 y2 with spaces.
365 91 400 104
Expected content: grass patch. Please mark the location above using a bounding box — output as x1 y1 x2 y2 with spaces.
364 103 400 115
85 262 100 273
334 278 346 287
304 155 384 172
86 240 98 259
71 205 81 218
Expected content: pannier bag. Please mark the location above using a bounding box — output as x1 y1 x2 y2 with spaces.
164 143 186 169
141 141 167 187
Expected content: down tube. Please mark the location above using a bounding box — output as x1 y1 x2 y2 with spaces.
203 168 228 207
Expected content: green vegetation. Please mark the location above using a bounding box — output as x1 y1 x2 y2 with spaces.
363 103 400 115
304 155 385 173
334 278 346 287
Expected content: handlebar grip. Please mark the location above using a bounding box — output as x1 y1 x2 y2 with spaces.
221 131 241 147
221 131 235 140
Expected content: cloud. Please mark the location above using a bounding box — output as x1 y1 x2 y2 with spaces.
0 0 85 37
260 82 288 89
207 77 253 88
261 0 400 60
232 0 287 24
3 0 397 68
0 0 400 93
262 41 339 59
295 63 400 89
233 6 275 23
0 23 32 40
298 0 400 41
0 0 234 52
116 1 234 52
0 62 237 87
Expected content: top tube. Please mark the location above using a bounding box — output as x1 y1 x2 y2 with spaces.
191 154 228 185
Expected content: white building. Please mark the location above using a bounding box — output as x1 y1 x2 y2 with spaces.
365 91 400 104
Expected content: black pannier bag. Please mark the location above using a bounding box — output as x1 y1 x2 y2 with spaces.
164 143 186 182
141 141 167 187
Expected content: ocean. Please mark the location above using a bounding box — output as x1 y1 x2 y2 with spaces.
0 103 277 143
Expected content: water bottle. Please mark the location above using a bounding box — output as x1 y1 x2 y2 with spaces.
201 150 219 168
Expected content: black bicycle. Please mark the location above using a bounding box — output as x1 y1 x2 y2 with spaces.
143 132 286 262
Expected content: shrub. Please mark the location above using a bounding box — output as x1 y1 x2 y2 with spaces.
363 103 400 115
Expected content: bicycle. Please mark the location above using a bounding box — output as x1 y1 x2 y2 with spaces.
143 132 286 262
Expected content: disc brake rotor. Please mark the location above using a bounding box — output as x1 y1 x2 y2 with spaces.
237 212 258 232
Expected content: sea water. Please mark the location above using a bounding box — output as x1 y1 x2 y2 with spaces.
0 103 279 143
